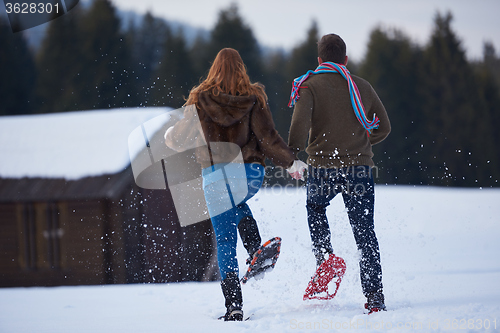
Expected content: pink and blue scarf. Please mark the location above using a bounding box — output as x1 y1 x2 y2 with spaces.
288 62 380 134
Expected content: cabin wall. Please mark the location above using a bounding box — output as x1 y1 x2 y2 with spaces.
0 183 217 287
0 201 108 286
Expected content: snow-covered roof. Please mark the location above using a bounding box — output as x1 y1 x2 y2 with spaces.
0 108 171 180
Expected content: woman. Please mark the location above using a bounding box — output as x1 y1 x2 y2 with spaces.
165 48 304 321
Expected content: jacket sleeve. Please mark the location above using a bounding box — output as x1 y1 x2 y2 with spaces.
367 85 391 145
288 87 313 153
250 101 295 169
164 104 206 152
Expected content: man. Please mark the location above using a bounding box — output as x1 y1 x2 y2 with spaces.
287 34 391 313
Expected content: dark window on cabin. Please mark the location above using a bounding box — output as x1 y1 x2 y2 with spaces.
21 202 63 270
21 203 37 270
45 203 62 269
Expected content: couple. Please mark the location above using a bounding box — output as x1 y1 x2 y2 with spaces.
165 34 391 321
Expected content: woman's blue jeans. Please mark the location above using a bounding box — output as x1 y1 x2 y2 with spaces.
202 163 264 280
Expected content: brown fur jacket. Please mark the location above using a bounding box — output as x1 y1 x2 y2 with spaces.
165 91 295 170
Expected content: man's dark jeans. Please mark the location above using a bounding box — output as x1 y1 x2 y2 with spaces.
306 165 383 296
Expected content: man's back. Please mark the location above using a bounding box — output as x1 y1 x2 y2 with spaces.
288 72 390 168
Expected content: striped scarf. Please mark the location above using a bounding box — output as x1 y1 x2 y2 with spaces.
288 62 380 134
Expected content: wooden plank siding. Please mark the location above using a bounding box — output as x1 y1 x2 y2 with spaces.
0 170 217 287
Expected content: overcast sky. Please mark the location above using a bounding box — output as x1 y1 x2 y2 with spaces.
111 0 500 62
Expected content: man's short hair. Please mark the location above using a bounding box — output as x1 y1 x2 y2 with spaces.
318 34 346 64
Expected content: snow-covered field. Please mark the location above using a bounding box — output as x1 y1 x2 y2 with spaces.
1 185 499 333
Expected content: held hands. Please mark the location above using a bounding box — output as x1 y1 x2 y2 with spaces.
287 160 308 180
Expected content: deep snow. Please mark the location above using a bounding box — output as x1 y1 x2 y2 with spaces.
1 185 499 332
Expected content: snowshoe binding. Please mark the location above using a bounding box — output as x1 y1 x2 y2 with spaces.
364 291 386 314
303 253 346 300
218 305 243 321
241 237 281 284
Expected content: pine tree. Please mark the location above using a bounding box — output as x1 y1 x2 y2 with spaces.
0 18 36 115
481 42 500 95
262 49 290 140
208 3 263 81
35 7 83 113
286 21 319 80
359 27 425 185
189 33 211 84
150 27 194 108
273 21 319 151
77 0 134 110
127 12 169 107
473 43 500 185
421 12 494 186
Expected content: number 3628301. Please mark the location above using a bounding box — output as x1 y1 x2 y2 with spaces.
5 2 60 14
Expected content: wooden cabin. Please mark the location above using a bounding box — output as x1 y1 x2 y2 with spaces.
0 109 218 287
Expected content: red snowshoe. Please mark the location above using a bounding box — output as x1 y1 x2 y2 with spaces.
303 254 346 300
365 303 385 314
241 237 281 284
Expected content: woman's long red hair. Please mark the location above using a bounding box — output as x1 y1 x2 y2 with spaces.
186 48 267 107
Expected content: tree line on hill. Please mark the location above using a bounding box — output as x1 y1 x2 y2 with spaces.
1 0 499 187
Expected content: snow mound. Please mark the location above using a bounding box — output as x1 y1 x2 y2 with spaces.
0 108 171 180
